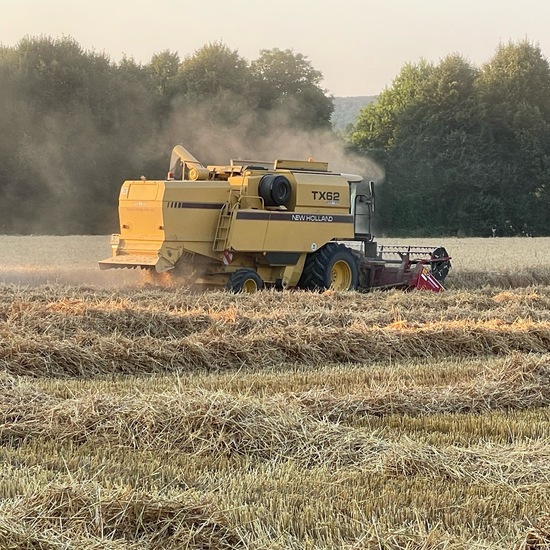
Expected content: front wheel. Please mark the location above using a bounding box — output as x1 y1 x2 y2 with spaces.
227 269 264 293
430 247 451 284
298 243 359 291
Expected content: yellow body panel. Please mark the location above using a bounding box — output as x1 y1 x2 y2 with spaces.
162 180 230 243
99 179 232 270
294 173 351 211
227 210 353 252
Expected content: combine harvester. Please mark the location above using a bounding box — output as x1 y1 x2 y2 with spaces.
99 145 451 292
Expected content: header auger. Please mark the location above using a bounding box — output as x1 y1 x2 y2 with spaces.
99 145 451 292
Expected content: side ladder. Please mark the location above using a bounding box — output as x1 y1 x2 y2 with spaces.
213 203 233 252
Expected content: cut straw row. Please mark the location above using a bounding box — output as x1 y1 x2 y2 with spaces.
0 482 240 549
1 319 550 377
0 358 549 484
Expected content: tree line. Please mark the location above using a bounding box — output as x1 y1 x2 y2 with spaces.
0 36 549 237
351 40 550 237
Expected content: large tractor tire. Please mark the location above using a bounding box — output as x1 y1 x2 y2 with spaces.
298 243 359 291
227 269 264 293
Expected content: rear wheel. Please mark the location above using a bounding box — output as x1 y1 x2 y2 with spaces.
298 243 359 291
227 269 264 293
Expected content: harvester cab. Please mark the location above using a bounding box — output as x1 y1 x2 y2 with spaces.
99 145 451 292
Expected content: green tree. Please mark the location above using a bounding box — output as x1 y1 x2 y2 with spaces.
475 40 550 235
350 60 436 232
250 48 333 128
175 42 252 127
351 60 433 162
393 55 486 234
10 36 107 115
144 50 183 122
350 45 550 237
147 50 181 94
179 42 250 99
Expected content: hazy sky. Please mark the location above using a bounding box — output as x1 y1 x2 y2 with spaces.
2 0 550 96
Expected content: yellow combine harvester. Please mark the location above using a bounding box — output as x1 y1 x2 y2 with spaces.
99 145 450 292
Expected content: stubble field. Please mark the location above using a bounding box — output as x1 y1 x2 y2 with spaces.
0 235 548 549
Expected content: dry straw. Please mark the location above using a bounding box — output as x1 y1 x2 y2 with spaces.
0 356 549 485
0 482 240 548
2 285 550 377
0 283 548 548
522 514 550 550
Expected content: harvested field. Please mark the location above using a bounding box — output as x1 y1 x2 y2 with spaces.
0 236 548 548
0 234 549 289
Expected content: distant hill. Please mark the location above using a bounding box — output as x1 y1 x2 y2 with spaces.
331 96 377 132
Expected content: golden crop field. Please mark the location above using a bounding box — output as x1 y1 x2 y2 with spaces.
0 235 548 549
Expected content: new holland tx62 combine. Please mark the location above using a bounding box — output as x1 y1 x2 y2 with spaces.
99 145 451 292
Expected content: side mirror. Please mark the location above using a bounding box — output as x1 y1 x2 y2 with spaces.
369 181 375 213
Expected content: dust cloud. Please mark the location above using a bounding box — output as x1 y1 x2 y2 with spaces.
161 95 385 185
